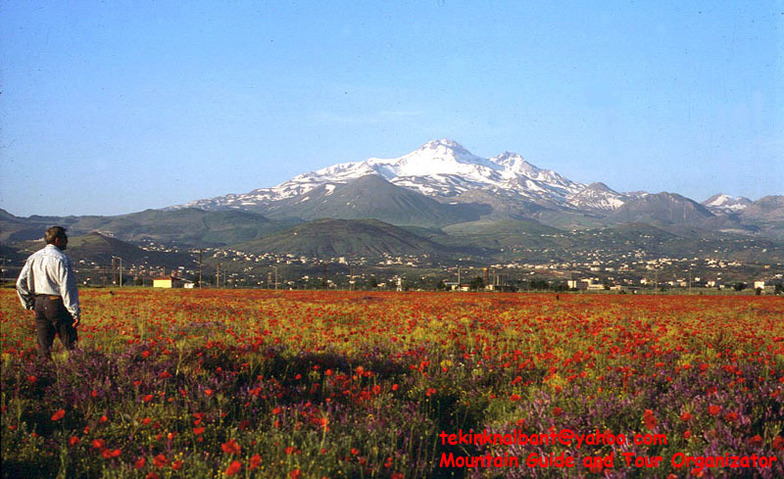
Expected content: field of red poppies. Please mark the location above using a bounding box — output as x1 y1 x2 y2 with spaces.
1 288 783 478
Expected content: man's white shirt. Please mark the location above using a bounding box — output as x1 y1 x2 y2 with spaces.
16 244 81 320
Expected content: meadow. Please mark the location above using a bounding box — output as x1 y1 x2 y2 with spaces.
1 288 782 479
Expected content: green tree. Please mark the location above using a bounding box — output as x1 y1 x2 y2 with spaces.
469 276 485 291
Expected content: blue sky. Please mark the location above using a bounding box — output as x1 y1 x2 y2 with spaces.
1 0 782 217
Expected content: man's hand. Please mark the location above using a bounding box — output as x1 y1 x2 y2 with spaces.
72 317 81 327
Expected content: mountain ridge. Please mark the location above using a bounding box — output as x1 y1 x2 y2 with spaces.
1 140 781 268
178 140 591 213
175 139 769 227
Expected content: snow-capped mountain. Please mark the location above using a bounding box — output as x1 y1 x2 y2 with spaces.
567 182 627 212
702 194 753 214
180 139 607 212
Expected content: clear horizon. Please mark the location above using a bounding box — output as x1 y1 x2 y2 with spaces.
1 1 782 217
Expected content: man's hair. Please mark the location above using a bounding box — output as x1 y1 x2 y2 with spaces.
45 226 68 244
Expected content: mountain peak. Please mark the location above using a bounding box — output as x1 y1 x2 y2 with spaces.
568 182 626 211
490 151 534 177
419 139 468 152
586 182 614 192
374 138 492 178
703 193 752 213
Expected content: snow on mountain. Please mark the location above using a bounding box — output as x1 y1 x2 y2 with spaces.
567 182 627 212
702 194 753 214
179 139 621 212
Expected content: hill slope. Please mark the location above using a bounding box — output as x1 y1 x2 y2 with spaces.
233 218 449 258
15 232 195 268
264 174 488 226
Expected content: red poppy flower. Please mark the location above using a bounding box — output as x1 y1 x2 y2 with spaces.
221 439 241 455
102 448 121 459
153 454 168 468
225 460 242 476
51 409 65 421
643 410 657 430
772 436 784 451
724 412 738 423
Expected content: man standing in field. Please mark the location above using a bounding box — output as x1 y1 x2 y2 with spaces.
16 226 81 358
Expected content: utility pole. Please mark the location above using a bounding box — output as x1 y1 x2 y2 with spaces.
111 256 123 287
216 263 221 288
198 249 203 288
654 268 658 294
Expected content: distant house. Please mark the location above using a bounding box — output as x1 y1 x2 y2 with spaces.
153 276 183 288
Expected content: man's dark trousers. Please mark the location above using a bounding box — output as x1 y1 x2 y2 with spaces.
35 295 78 358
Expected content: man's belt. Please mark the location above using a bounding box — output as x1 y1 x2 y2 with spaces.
36 295 62 301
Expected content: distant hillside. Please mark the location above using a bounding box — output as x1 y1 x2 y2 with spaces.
233 218 449 258
0 209 52 243
0 208 279 247
439 219 563 250
607 192 715 228
738 196 784 239
15 232 195 268
264 174 489 226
